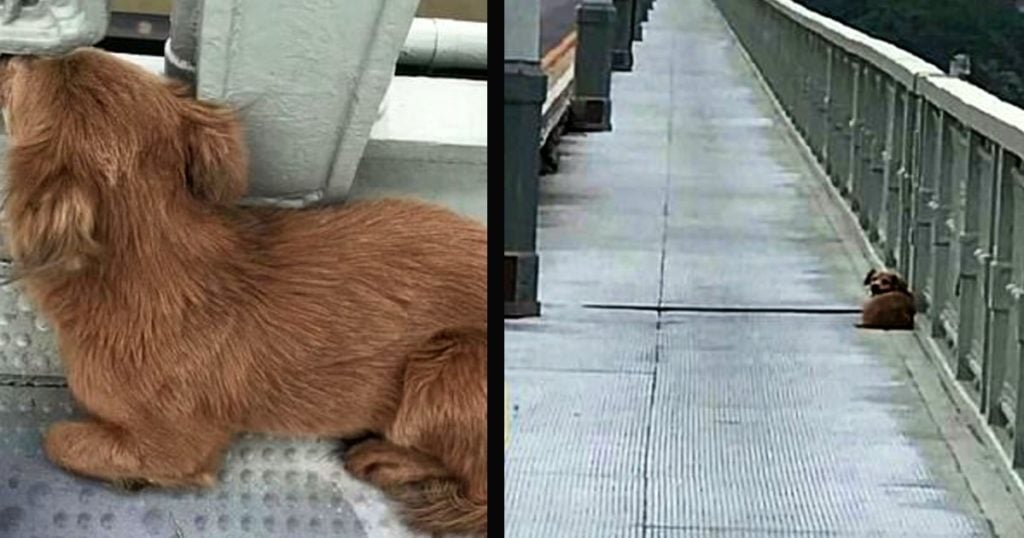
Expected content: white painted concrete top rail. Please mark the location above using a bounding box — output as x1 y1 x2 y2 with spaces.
759 0 1024 162
762 0 944 88
919 76 1024 161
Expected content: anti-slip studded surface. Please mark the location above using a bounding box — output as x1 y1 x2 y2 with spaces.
505 0 1009 535
0 386 422 538
0 264 61 381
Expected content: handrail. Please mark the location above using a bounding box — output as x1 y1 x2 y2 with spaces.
759 0 943 88
918 76 1024 163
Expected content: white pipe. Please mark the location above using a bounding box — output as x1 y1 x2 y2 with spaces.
399 18 488 71
164 17 487 76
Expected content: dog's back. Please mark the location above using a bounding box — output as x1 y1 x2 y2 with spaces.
224 198 487 432
241 198 486 325
859 291 915 330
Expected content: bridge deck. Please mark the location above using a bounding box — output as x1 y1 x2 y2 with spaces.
505 0 1024 536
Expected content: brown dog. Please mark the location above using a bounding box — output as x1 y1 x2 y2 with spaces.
0 49 487 535
858 269 915 330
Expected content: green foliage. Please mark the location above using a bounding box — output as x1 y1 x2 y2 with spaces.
795 0 1024 107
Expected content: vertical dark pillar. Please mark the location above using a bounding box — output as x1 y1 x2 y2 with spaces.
505 61 547 318
632 0 643 42
611 0 635 70
571 0 615 131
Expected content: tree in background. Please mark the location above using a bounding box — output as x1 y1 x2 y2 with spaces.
796 0 1024 108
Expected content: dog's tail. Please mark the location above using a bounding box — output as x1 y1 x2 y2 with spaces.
386 326 487 535
390 478 487 535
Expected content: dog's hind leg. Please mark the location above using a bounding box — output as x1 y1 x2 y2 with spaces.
358 326 488 535
43 418 231 489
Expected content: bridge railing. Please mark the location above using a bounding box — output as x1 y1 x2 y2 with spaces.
714 0 1024 468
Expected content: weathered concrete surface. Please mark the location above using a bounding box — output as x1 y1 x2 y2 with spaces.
197 0 418 203
505 0 1024 536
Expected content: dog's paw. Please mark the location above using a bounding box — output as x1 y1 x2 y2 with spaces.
343 440 450 489
343 439 388 481
44 421 224 489
43 421 85 462
182 471 217 489
107 468 215 491
44 421 139 474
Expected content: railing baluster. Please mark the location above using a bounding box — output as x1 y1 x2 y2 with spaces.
1009 164 1024 464
848 62 864 216
1013 173 1024 464
881 82 901 265
956 130 982 383
822 46 834 172
912 105 937 312
897 92 916 276
985 149 1015 423
930 112 955 345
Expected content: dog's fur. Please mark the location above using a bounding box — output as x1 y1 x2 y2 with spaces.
0 49 487 535
858 269 915 330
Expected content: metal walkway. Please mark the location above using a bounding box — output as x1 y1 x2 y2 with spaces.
504 0 1024 536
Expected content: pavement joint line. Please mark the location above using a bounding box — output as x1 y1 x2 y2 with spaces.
0 375 67 388
643 523 847 535
641 14 676 536
504 365 653 376
583 303 862 315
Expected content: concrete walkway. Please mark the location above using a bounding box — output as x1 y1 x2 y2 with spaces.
504 0 1024 536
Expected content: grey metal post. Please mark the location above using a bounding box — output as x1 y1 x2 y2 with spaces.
571 0 615 131
165 0 201 89
632 0 643 42
611 0 635 70
505 0 545 318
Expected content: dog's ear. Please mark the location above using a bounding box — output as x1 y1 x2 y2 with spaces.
4 150 101 271
179 98 248 205
863 268 877 285
892 274 909 292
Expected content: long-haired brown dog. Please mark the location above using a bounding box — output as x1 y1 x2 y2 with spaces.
0 48 487 535
857 268 915 330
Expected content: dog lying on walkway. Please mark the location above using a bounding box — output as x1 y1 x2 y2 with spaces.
0 48 487 535
857 269 916 330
